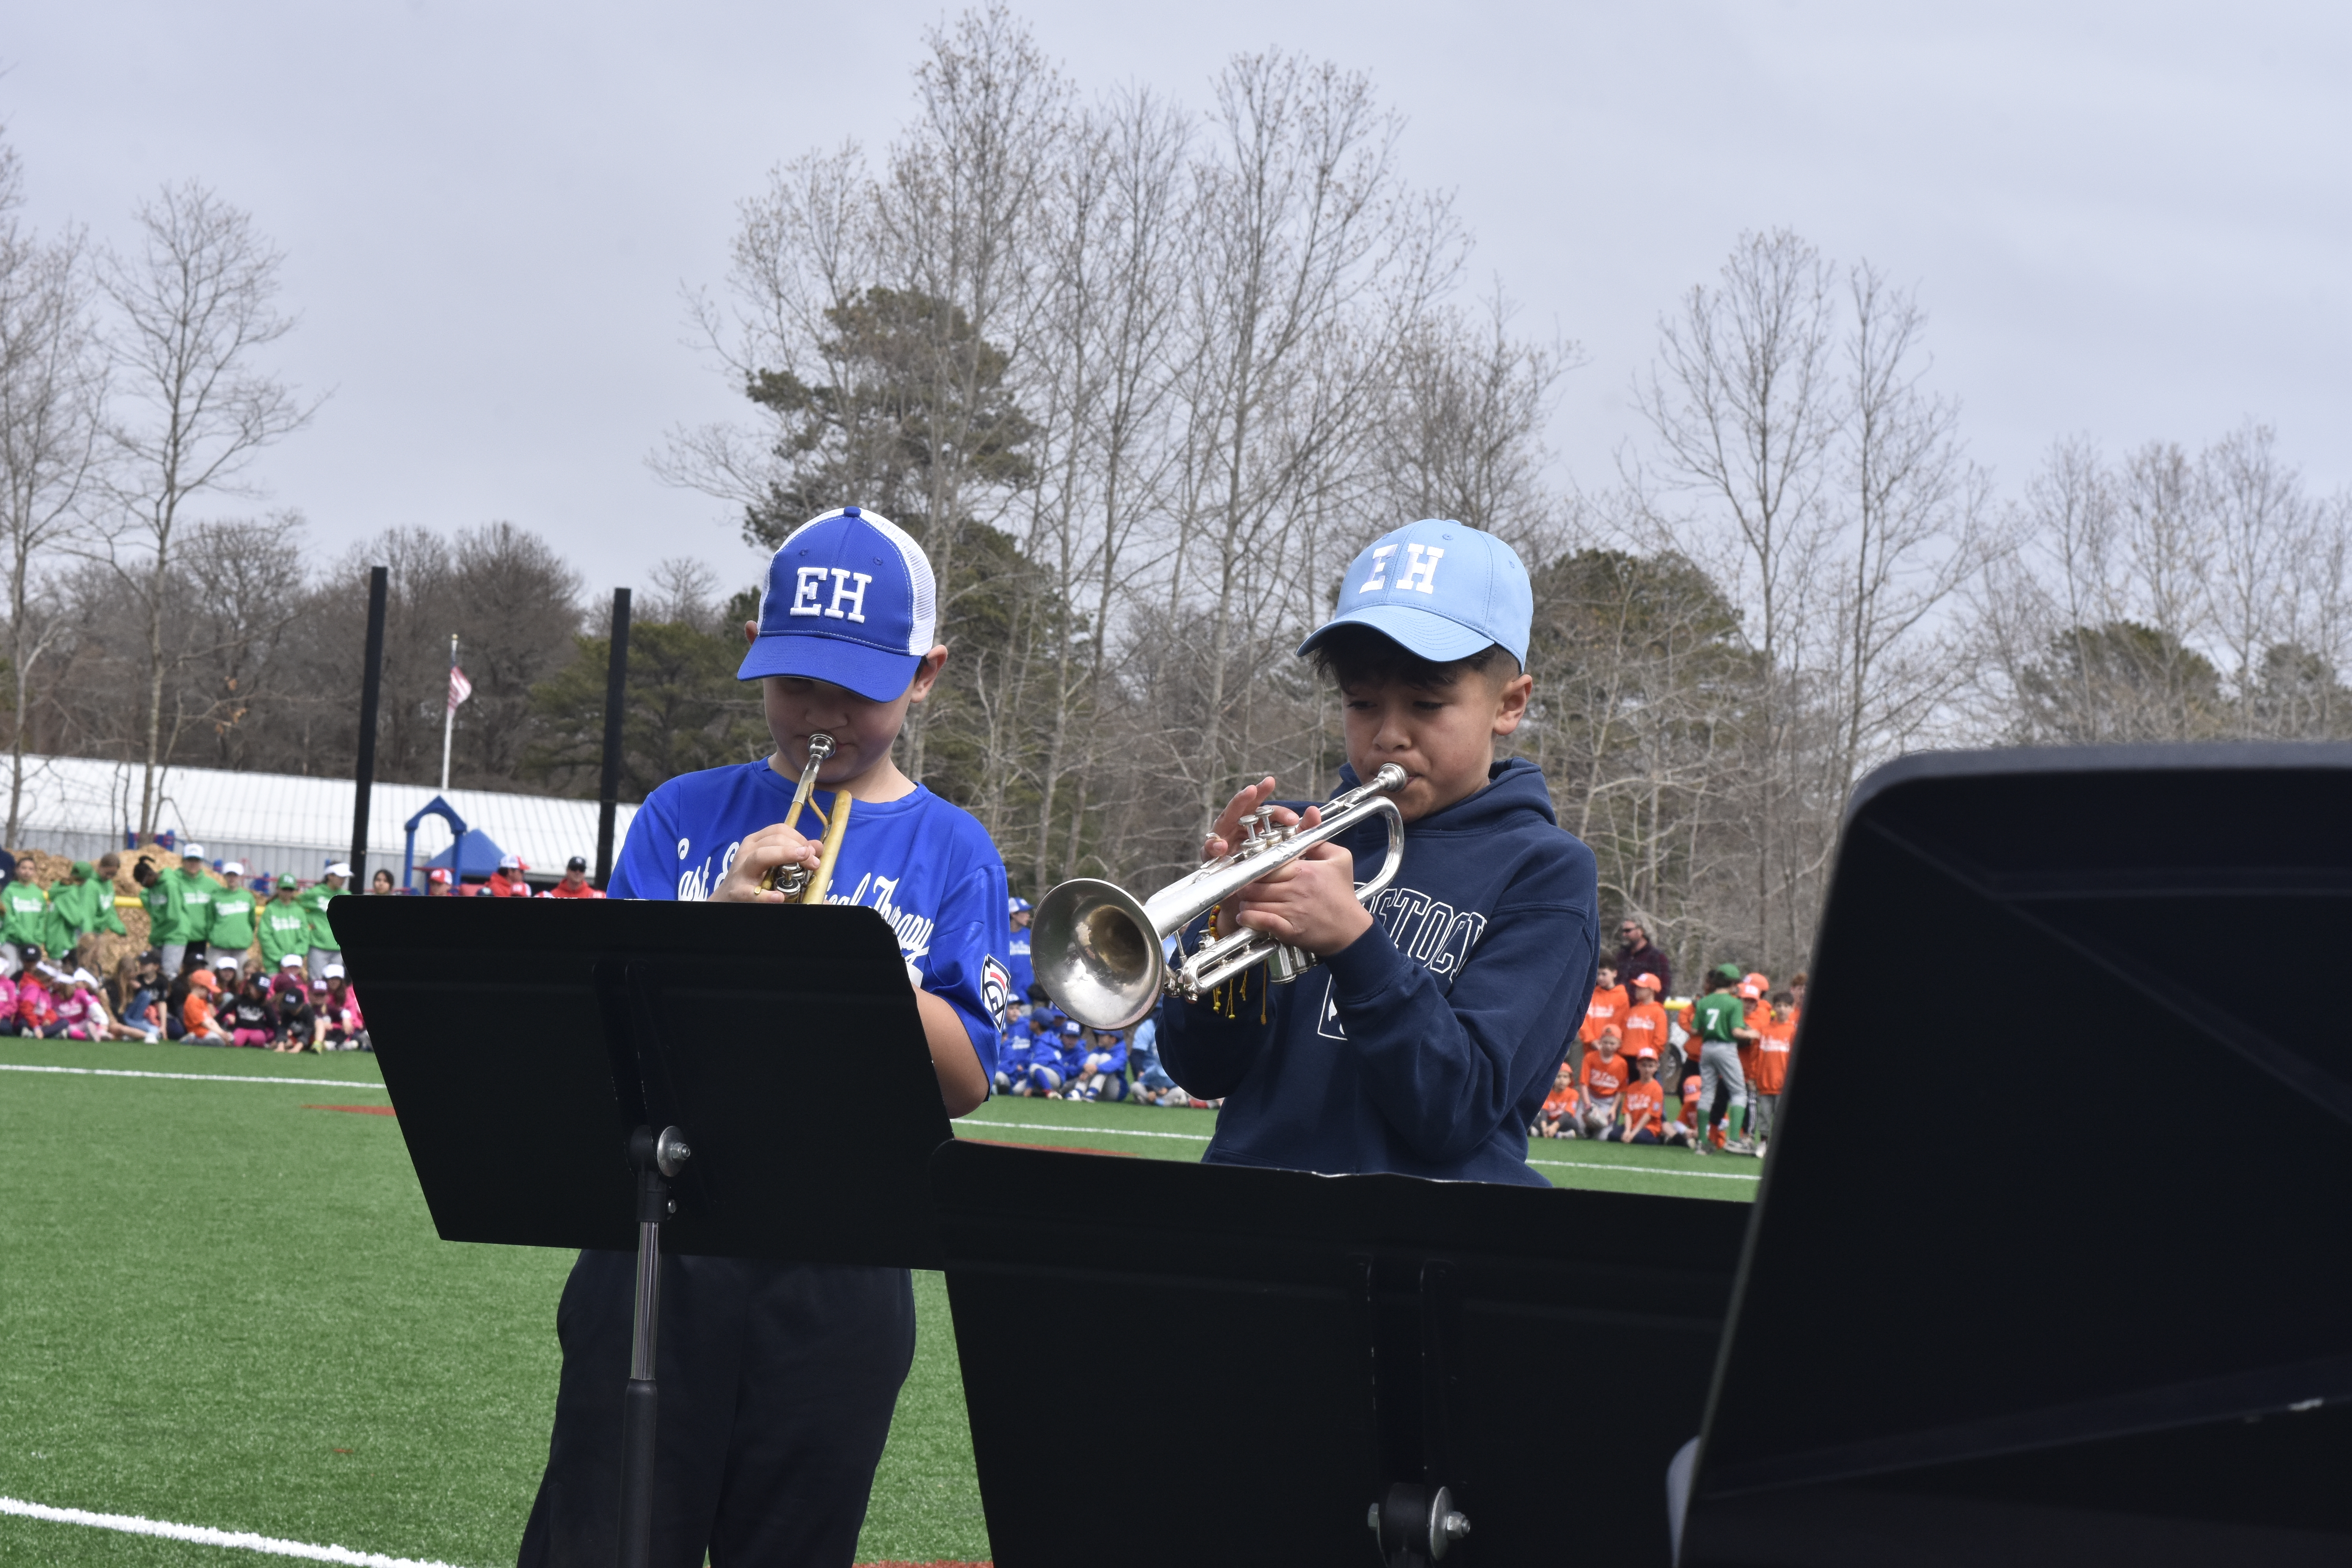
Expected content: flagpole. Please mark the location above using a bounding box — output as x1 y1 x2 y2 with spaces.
441 633 458 791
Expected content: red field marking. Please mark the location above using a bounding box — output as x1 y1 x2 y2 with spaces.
303 1104 397 1116
957 1135 1134 1158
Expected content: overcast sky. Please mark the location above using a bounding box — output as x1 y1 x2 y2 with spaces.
6 2 2346 603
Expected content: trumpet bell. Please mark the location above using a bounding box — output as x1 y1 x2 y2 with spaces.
1031 877 1166 1031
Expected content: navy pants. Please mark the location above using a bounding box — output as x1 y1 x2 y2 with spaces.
517 1250 915 1568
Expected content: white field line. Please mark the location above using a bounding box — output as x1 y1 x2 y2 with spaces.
0 1496 465 1568
958 1117 1211 1142
5 1065 1751 1182
0 1063 386 1091
1528 1157 1758 1183
959 1117 1760 1182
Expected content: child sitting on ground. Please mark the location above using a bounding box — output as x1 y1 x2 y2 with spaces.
1031 1018 1085 1098
995 1002 1036 1096
1069 1028 1128 1102
16 962 59 1038
181 969 228 1044
1613 1047 1666 1143
229 971 278 1049
1577 1028 1627 1140
1533 1063 1579 1139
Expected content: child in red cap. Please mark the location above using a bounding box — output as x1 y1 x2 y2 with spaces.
1622 973 1669 1065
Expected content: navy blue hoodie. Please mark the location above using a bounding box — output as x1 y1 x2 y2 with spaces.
1158 757 1597 1187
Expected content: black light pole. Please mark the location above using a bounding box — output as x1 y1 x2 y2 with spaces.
350 566 389 883
594 588 632 888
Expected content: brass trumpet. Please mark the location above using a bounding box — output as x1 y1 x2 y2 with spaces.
758 733 852 901
1033 763 1409 1030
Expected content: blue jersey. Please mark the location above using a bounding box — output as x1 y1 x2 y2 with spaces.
1007 926 1034 1002
612 760 1012 1076
998 1018 1036 1076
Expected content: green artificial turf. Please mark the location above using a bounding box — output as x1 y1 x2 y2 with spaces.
0 1040 1752 1567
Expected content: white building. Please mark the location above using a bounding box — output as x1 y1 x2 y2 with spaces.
0 753 637 886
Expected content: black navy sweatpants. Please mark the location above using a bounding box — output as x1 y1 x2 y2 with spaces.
516 1250 916 1568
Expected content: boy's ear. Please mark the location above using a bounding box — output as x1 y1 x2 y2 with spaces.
906 645 951 704
1491 670 1535 737
743 619 759 647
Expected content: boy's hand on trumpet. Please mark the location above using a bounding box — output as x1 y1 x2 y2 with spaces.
713 822 822 903
1205 777 1374 957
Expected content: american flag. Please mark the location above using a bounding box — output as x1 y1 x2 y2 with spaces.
447 665 473 713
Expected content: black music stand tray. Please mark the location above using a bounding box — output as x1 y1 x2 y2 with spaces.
931 1139 1751 1568
331 896 953 1568
1673 745 2352 1566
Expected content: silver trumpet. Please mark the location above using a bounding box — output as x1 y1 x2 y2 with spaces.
1033 763 1409 1031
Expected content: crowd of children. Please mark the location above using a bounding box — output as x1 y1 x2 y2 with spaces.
0 941 369 1052
0 843 372 1053
991 998 1207 1108
1539 952 1804 1157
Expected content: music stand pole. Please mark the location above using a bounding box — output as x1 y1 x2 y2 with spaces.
618 1124 691 1568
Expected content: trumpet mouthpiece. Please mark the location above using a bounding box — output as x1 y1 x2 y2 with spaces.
807 733 836 761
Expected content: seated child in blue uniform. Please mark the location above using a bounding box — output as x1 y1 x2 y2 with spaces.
995 1000 1036 1095
519 506 1011 1568
1070 1027 1129 1101
1158 520 1598 1185
1028 1016 1085 1097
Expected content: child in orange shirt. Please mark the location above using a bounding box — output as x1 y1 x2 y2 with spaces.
1736 978 1768 1129
1533 1063 1580 1139
1580 960 1627 1053
1614 1047 1666 1143
1621 973 1669 1065
181 969 229 1044
1750 990 1796 1145
1669 1072 1702 1148
1577 1028 1627 1140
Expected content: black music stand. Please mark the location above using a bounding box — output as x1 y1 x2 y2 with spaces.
330 896 953 1568
1674 745 2352 1566
931 1139 1751 1568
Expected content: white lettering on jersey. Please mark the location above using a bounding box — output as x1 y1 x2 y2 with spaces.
1357 543 1397 592
831 871 937 964
680 847 942 970
825 570 873 623
1396 543 1443 593
1317 881 1492 1039
789 566 829 616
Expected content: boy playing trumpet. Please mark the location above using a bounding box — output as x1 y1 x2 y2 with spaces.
1159 519 1598 1185
520 506 1011 1568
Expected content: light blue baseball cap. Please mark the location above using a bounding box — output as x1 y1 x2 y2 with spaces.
739 506 938 701
1296 519 1534 668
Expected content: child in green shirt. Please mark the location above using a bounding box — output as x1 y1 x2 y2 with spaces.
1690 962 1760 1155
256 878 312 973
205 862 258 976
2 863 51 969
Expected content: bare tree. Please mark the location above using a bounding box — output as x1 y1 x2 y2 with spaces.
1630 229 1838 965
0 143 109 842
100 182 319 837
1167 49 1462 826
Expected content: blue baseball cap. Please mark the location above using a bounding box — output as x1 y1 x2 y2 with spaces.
1296 519 1532 668
738 506 938 701
1008 895 1033 914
